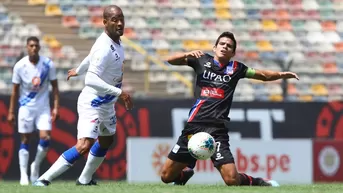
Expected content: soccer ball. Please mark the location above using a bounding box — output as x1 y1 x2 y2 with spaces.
188 132 216 160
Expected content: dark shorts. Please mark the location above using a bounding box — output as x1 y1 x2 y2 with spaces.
168 123 235 168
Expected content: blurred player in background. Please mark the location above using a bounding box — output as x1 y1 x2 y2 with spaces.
7 36 60 185
161 31 299 186
33 5 133 186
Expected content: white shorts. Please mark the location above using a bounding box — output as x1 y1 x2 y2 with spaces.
18 106 51 134
77 92 117 139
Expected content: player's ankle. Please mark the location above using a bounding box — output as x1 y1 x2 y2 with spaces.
238 173 259 186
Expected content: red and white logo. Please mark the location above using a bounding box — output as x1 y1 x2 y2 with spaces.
318 146 340 176
313 140 343 182
151 143 170 175
201 87 224 99
32 76 41 86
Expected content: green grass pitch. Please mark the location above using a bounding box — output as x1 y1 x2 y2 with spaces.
0 181 343 193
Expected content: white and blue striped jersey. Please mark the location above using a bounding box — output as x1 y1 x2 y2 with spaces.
12 56 56 108
80 32 124 107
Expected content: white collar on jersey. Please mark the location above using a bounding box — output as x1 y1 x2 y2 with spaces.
102 32 122 46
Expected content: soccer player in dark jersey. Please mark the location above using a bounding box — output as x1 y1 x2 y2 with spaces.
160 31 299 186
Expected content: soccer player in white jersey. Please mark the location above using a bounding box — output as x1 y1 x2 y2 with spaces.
33 5 133 186
7 36 60 185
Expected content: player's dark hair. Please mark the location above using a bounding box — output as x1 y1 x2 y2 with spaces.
215 32 236 53
26 36 39 45
103 5 121 20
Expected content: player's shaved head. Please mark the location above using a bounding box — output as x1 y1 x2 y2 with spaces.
103 5 125 43
103 5 122 20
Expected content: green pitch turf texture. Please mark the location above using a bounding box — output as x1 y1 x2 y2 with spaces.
0 181 342 193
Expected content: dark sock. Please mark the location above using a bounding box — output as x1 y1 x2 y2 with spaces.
239 173 260 186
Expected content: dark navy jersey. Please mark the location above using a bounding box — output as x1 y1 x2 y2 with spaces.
186 53 248 125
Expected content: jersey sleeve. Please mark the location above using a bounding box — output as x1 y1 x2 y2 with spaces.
88 49 110 76
186 57 198 68
12 63 21 84
236 61 249 79
85 72 122 96
48 59 57 81
187 56 204 72
75 55 90 75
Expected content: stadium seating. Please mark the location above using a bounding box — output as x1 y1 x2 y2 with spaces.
1 0 343 100
28 0 46 5
44 4 62 16
0 2 84 92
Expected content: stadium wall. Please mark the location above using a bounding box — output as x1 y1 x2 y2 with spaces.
0 94 342 183
127 138 313 184
127 138 343 184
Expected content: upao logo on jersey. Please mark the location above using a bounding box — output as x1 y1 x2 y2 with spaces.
203 70 231 83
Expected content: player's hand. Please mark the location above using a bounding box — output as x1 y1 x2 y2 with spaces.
185 50 204 58
119 91 133 110
7 112 15 126
67 68 78 81
281 72 299 80
51 108 59 122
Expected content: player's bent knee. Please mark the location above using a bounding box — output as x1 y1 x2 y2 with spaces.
20 133 31 144
223 176 240 186
160 168 175 184
39 135 50 141
218 163 240 186
75 138 95 155
21 138 30 144
160 171 171 184
39 131 50 140
161 176 169 184
221 172 240 186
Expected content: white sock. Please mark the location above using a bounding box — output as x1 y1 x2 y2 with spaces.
38 156 72 182
19 149 29 178
78 154 105 184
34 145 48 167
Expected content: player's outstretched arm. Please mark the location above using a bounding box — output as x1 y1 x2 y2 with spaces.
67 55 90 80
7 84 20 125
245 68 299 81
166 50 204 65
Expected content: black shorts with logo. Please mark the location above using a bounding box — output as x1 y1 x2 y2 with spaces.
168 122 235 168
